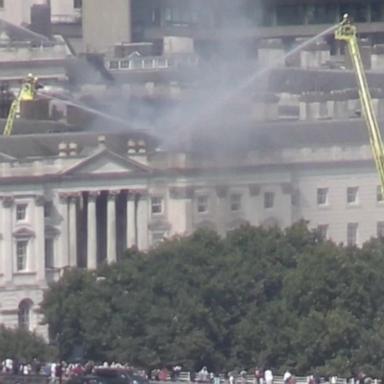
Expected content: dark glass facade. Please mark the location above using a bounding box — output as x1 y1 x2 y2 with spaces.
262 0 384 27
131 0 384 36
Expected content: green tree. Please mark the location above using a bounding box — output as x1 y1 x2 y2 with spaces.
0 325 55 362
42 224 384 375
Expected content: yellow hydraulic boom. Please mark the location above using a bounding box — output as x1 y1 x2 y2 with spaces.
335 14 384 192
3 74 39 136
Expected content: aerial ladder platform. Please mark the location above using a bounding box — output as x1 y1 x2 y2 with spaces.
3 74 39 136
335 15 384 192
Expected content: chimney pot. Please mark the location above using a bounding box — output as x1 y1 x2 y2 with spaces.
58 142 67 157
69 142 78 156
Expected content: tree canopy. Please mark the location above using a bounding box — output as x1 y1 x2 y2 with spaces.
0 325 55 362
42 223 384 376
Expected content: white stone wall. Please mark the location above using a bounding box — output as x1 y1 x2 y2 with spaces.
296 165 383 245
82 0 132 54
0 0 36 26
0 140 383 336
50 0 81 24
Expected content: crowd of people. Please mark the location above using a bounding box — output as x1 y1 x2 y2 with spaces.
0 359 379 384
0 359 146 382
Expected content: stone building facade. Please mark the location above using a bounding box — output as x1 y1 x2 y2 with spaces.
0 119 383 335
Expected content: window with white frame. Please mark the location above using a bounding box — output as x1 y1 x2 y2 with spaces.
347 186 359 204
264 192 274 209
45 238 54 269
377 185 384 202
230 193 242 212
317 224 329 240
347 223 358 246
16 203 27 221
16 240 28 271
317 187 329 206
151 196 163 215
197 195 209 213
109 60 119 70
377 222 384 238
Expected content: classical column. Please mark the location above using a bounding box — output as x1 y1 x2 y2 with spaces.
137 193 149 250
57 193 69 269
107 191 118 263
2 196 14 283
34 196 45 282
126 193 136 248
87 191 98 269
68 195 78 267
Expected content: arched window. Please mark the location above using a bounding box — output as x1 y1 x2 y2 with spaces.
18 299 33 331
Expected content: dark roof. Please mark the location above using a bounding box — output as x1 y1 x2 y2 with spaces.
0 130 156 159
183 117 373 155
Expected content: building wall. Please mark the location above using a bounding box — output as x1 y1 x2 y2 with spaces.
0 136 383 336
0 0 36 26
82 0 132 53
50 0 82 24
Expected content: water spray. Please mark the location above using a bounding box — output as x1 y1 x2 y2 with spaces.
164 22 341 148
38 90 140 130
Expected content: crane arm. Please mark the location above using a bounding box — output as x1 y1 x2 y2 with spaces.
3 78 36 136
3 93 22 136
335 15 384 193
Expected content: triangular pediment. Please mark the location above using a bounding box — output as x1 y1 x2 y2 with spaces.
13 227 35 238
63 149 150 176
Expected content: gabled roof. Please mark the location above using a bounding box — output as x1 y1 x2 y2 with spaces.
61 147 151 176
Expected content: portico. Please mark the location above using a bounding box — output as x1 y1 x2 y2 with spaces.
57 189 149 270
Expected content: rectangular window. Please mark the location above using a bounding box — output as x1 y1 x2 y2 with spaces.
73 0 82 9
152 8 161 26
0 0 4 9
347 186 359 204
317 188 329 206
307 4 336 24
16 240 28 271
151 196 163 215
264 192 275 209
230 193 242 212
16 203 27 221
347 223 359 246
164 7 172 22
371 2 383 22
377 222 384 238
276 4 305 26
197 195 209 213
109 60 119 70
45 238 54 269
317 224 329 240
377 185 384 202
